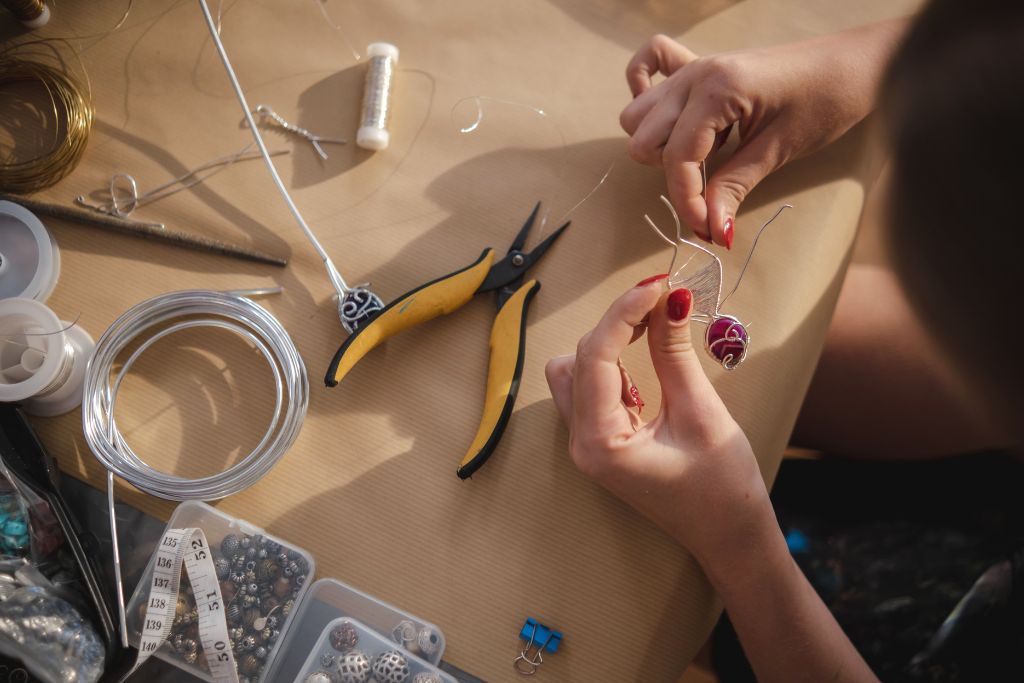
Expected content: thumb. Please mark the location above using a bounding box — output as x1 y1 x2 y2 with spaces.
646 288 712 403
705 138 776 248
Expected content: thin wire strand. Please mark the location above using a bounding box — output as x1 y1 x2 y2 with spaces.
719 204 792 308
197 0 351 296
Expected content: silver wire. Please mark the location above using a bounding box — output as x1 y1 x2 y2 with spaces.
82 289 309 642
73 144 288 218
719 204 793 309
198 0 354 301
643 194 723 314
360 53 395 132
252 104 345 160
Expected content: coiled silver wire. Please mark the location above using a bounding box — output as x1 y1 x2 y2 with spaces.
82 289 309 500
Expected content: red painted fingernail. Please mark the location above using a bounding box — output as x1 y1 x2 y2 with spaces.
667 288 692 321
635 273 668 287
629 384 645 413
723 217 735 250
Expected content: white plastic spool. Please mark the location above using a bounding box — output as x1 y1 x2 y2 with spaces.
0 298 94 416
0 200 61 302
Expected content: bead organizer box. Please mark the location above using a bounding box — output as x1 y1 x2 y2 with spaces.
264 577 447 680
125 501 315 683
295 617 455 683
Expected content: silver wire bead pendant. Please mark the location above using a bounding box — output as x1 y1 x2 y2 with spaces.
329 620 359 651
413 673 442 683
305 672 334 683
372 650 411 683
339 287 384 333
336 651 372 683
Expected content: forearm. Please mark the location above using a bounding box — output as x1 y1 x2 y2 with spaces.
696 493 879 683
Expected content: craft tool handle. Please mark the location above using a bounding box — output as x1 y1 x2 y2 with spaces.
325 249 496 385
457 279 540 479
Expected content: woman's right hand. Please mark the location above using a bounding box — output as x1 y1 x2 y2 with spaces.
619 21 907 247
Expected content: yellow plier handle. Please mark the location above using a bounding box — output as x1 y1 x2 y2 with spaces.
457 279 541 479
325 248 496 386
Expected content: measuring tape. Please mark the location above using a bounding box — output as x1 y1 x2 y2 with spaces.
126 528 239 682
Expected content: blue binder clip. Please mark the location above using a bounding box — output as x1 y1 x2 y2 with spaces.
513 617 563 675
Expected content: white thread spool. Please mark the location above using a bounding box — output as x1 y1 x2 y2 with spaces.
0 200 60 302
357 42 399 151
0 298 94 416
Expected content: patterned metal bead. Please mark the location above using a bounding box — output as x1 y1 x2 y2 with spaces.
413 674 442 683
305 673 333 683
183 649 198 665
276 552 290 566
265 540 281 554
261 627 273 641
247 583 259 595
258 559 280 583
231 571 247 585
226 603 242 625
240 536 252 549
255 646 268 660
282 599 294 617
329 621 359 652
372 650 410 683
417 628 441 657
296 574 306 587
239 653 260 675
321 653 336 668
258 548 268 559
221 534 240 557
336 651 371 683
214 557 231 580
230 626 245 643
284 561 299 578
268 629 280 643
243 594 258 606
245 546 257 562
240 635 258 651
245 568 257 581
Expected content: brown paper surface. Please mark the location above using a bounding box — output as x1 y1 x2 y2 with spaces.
5 0 916 680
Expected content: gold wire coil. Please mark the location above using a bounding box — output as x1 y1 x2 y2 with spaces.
1 0 47 23
0 42 93 194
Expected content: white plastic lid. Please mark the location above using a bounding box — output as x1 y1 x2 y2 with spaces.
356 126 390 151
0 200 60 302
366 41 399 63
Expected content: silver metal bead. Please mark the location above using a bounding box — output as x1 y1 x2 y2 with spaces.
321 653 336 668
417 627 441 657
336 651 371 683
413 674 442 683
221 534 240 556
215 557 231 580
305 673 334 683
372 650 410 683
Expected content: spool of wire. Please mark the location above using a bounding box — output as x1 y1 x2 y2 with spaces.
0 43 92 194
82 289 309 501
0 297 93 417
0 0 50 28
356 42 399 151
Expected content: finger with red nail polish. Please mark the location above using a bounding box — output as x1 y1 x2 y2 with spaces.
667 287 692 321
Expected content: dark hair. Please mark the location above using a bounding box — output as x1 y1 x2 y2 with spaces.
883 0 1024 436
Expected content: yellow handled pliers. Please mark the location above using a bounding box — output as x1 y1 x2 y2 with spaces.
325 203 570 478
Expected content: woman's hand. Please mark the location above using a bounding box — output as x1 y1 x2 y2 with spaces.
620 21 907 247
545 277 770 563
547 279 881 682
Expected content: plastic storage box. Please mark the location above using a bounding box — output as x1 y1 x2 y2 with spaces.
293 616 455 683
126 501 315 682
264 578 447 681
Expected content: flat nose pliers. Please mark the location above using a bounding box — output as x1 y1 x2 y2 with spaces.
325 203 569 478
